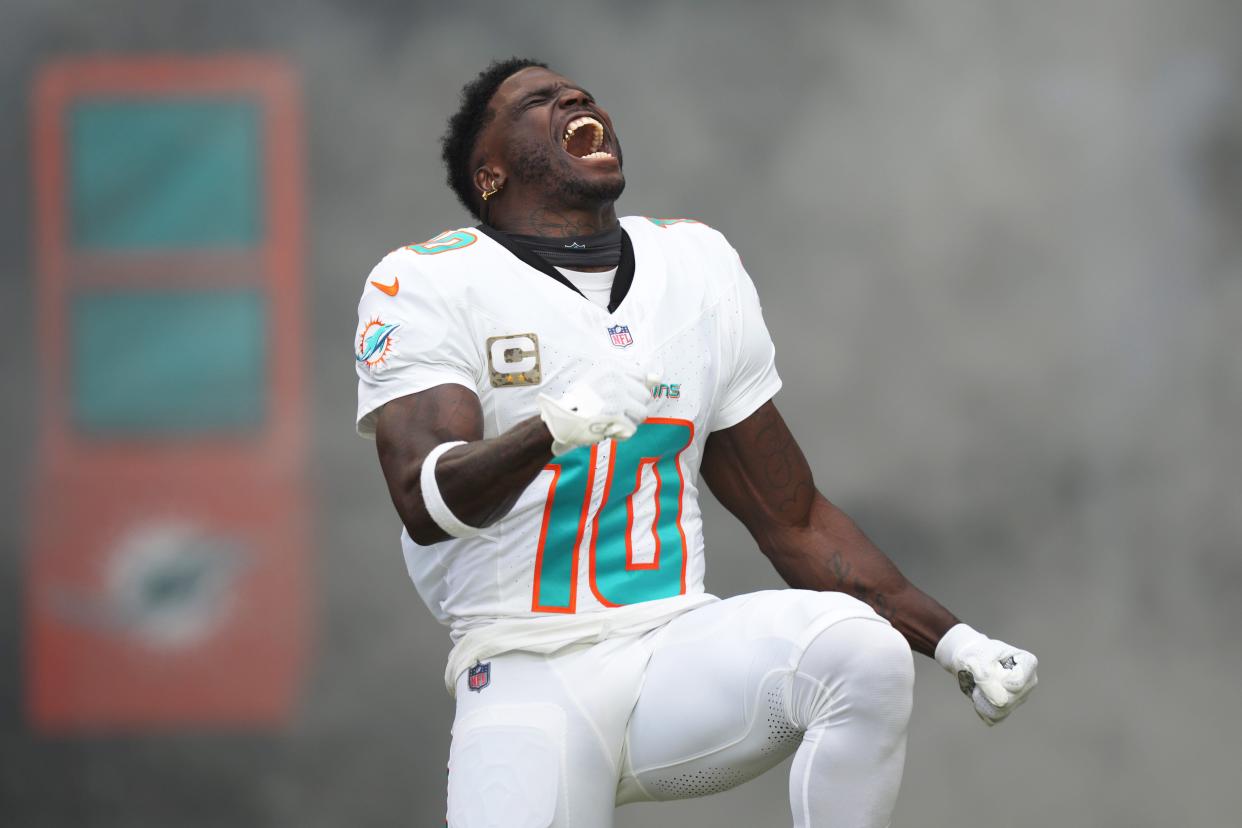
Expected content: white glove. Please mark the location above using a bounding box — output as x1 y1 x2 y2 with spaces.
537 366 659 456
935 623 1038 726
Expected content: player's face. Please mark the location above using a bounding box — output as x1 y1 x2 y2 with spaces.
482 67 625 208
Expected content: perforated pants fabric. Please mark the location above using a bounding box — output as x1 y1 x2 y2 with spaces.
446 590 914 828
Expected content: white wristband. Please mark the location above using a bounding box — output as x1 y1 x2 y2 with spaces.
934 622 983 671
420 441 484 539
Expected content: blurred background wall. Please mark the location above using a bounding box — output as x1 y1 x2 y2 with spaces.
2 0 1240 825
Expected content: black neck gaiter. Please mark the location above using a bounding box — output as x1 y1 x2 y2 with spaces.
496 225 624 269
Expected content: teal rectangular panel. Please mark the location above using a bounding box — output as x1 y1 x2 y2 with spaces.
73 291 267 434
70 99 262 249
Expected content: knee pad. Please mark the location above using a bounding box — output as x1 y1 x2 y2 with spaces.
789 618 915 732
448 704 565 828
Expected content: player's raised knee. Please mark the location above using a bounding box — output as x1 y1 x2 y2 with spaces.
854 619 915 693
795 616 914 724
839 619 914 724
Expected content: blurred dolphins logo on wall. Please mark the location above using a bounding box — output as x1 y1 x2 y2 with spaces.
356 318 399 369
48 520 248 650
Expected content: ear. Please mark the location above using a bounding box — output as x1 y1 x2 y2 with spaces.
473 166 504 197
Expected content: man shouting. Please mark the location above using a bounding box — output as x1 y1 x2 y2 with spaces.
354 57 1038 827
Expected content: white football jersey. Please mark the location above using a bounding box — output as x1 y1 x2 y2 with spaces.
355 216 781 685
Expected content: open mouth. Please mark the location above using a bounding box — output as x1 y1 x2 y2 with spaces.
562 115 614 161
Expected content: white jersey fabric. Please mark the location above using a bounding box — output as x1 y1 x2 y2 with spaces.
354 216 782 691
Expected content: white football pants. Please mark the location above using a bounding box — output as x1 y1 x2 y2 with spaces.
447 590 914 828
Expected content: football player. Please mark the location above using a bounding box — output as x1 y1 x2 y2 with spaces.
355 58 1038 828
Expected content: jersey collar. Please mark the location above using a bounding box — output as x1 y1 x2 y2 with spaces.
476 223 636 314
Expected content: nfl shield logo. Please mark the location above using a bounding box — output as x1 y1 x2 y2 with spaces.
608 324 634 348
467 662 491 692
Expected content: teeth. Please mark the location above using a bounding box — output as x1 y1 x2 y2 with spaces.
581 151 613 160
563 115 604 148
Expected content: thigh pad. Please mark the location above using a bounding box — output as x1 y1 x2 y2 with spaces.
448 704 565 828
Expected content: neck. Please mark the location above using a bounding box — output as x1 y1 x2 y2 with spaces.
487 202 619 238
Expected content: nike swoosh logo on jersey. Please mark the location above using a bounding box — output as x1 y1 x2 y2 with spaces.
370 277 399 296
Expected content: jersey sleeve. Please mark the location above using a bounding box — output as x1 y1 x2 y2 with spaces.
354 250 481 437
711 251 782 431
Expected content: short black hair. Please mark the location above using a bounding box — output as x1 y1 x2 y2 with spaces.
441 57 548 218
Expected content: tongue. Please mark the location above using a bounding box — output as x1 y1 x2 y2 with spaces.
565 124 598 158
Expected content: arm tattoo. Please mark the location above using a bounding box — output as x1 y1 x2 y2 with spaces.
828 551 850 584
743 402 813 521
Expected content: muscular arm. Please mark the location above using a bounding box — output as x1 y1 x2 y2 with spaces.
701 401 957 657
374 383 554 545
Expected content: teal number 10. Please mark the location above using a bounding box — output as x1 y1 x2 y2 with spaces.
532 418 694 612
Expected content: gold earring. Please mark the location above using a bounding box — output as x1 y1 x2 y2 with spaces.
481 182 501 201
